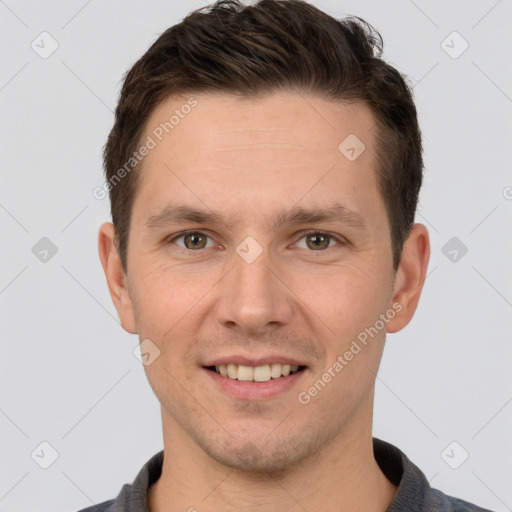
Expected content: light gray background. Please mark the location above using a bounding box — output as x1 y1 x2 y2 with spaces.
1 1 511 511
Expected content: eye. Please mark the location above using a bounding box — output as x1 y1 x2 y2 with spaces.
168 231 217 252
166 230 346 256
294 230 345 251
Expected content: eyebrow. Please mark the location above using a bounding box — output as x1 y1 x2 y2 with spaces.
144 203 367 232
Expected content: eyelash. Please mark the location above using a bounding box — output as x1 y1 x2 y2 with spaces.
166 230 347 256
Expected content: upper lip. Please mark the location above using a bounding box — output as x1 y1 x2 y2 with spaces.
203 355 307 367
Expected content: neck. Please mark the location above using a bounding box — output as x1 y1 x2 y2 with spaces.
148 402 397 511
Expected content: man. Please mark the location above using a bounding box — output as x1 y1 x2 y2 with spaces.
83 0 493 510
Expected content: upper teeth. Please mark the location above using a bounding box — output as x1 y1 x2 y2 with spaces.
215 363 300 382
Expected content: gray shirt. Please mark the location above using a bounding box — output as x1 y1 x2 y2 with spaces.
75 438 494 511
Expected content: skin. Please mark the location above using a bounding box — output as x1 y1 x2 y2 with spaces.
99 91 430 511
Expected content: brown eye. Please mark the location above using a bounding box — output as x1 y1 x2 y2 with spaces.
167 230 217 256
294 231 345 253
182 232 208 250
305 233 331 250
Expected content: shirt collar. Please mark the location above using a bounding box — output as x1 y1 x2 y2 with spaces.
107 438 442 512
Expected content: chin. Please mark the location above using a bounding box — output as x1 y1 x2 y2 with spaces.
197 431 318 474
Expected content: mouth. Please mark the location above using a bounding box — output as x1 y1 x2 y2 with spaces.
204 363 307 383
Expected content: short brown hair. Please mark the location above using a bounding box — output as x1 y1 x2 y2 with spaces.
103 0 423 273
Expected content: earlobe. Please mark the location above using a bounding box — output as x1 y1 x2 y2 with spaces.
98 222 138 334
386 223 430 334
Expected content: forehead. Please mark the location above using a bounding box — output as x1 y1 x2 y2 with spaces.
143 91 375 161
131 91 383 228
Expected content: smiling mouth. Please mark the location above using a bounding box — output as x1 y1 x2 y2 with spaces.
205 363 307 382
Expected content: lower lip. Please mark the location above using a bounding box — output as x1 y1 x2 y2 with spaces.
203 367 307 401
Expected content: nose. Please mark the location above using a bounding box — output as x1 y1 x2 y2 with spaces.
214 245 294 335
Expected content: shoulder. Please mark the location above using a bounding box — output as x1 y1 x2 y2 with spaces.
71 450 164 512
430 488 496 512
372 438 496 512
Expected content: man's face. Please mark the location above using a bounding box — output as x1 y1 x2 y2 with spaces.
120 92 401 471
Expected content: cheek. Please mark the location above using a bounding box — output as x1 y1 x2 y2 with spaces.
129 261 190 339
293 260 391 403
295 261 388 337
129 259 222 352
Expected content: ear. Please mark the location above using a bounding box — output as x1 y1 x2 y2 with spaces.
98 222 137 334
386 223 430 333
